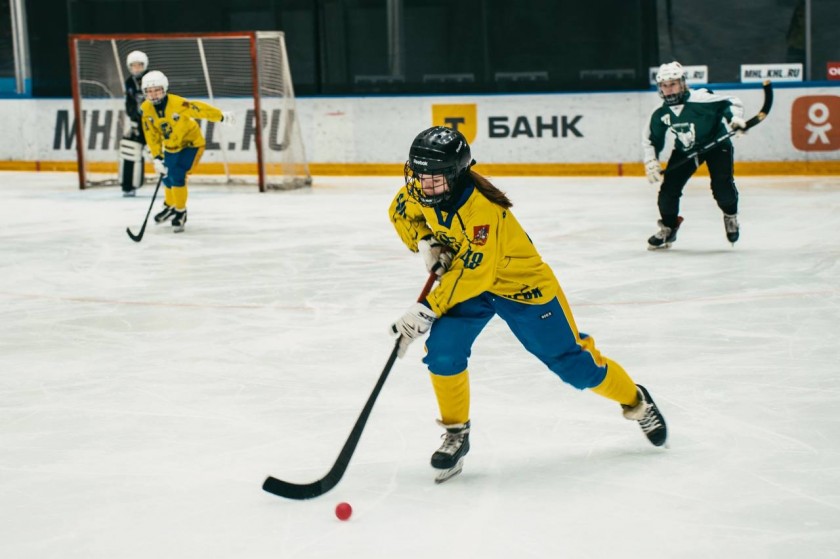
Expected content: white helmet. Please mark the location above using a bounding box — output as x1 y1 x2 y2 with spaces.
141 70 169 105
126 51 148 75
141 70 168 92
655 61 688 105
655 61 685 84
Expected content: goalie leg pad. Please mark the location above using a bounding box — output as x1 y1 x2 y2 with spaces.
119 138 145 190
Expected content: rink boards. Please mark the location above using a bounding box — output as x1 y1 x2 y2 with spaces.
0 84 837 176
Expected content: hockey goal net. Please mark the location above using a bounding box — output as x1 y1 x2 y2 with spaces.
69 31 311 191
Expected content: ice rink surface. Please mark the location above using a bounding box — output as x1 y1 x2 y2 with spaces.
1 171 839 559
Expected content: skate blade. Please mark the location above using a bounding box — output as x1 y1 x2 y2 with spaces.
433 458 464 484
647 242 672 251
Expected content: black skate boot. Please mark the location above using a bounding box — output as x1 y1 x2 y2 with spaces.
432 420 470 484
622 385 667 447
647 216 683 250
154 204 175 224
171 209 187 233
723 213 739 245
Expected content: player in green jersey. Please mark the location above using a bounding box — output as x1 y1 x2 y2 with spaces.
643 62 747 249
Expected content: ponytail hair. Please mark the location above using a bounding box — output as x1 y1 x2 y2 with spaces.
470 170 513 209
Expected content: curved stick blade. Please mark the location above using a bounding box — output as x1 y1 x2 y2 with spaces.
126 226 144 242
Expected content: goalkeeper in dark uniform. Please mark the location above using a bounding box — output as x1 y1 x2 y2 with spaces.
389 126 668 484
120 50 150 197
643 61 747 249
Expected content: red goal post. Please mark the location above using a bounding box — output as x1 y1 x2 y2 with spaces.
68 31 311 192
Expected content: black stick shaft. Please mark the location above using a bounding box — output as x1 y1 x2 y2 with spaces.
126 175 164 243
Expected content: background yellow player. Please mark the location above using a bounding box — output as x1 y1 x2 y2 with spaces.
139 70 234 233
389 126 667 483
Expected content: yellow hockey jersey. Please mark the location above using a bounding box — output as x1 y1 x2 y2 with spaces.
389 182 560 316
140 93 224 158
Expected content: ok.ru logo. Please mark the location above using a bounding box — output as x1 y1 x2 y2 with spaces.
791 96 839 151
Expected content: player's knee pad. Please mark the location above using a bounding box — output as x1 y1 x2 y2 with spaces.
422 348 469 377
543 347 608 389
119 138 144 189
164 164 189 188
711 181 738 206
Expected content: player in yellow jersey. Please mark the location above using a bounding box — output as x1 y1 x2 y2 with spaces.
389 126 667 483
140 70 235 233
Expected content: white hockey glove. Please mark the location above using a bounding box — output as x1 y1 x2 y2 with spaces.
418 235 453 277
729 116 747 136
124 121 140 139
391 302 437 358
644 159 662 184
221 111 236 127
153 156 168 177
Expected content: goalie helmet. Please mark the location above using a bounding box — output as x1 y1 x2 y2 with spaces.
141 70 169 105
655 61 689 106
126 51 148 76
405 126 474 207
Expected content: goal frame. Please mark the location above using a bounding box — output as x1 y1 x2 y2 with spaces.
68 31 307 192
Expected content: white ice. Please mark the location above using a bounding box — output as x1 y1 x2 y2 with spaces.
1 172 839 559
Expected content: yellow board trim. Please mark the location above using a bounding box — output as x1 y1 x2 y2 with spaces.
1 161 838 176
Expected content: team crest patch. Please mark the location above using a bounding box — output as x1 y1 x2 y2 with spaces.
473 225 490 245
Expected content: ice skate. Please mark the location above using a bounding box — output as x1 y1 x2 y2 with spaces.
154 204 175 224
622 384 667 447
723 213 739 245
434 457 465 484
171 209 187 233
647 216 683 250
122 188 136 198
431 420 470 484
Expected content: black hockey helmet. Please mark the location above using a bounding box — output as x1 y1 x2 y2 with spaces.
405 126 475 207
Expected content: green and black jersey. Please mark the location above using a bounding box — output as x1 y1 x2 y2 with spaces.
643 88 744 162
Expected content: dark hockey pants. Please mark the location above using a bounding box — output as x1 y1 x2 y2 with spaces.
658 142 739 229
